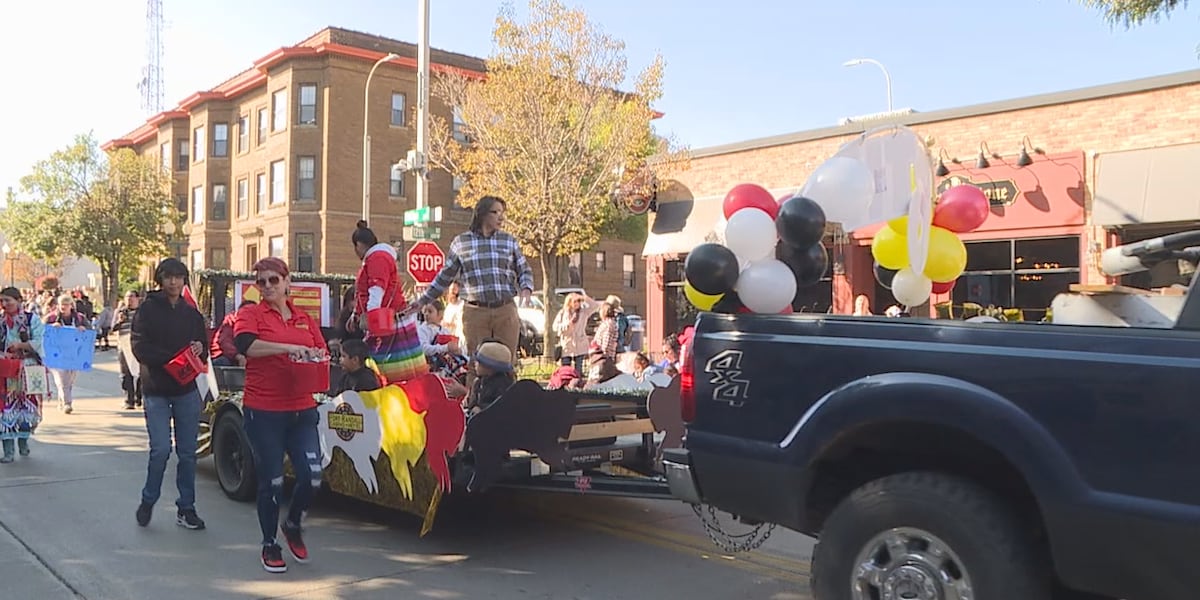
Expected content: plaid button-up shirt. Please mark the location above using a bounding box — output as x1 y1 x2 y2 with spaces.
421 230 534 306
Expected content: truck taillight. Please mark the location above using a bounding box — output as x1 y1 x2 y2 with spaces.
679 341 695 422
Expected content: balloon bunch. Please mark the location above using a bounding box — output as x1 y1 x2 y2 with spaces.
871 185 989 306
683 183 829 314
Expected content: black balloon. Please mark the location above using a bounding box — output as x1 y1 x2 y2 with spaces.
684 243 740 295
776 241 828 287
776 195 827 249
873 261 897 290
711 291 745 314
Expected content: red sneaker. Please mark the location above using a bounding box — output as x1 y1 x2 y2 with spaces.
261 544 287 573
281 522 308 563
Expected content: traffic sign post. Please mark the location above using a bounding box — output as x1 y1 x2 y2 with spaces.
406 240 445 284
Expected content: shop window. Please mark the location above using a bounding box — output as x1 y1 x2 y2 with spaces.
947 236 1080 321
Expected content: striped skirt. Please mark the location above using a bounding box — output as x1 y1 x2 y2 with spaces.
365 312 429 384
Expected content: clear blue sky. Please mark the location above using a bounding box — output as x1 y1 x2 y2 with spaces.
4 0 1200 198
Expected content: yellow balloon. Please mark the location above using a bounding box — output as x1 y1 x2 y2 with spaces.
871 225 910 270
684 280 723 311
887 216 908 234
923 226 967 282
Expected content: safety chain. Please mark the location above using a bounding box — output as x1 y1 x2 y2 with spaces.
691 503 776 553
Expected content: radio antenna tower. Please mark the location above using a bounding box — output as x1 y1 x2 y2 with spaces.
138 0 165 114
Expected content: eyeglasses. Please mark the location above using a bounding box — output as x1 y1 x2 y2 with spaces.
255 275 282 287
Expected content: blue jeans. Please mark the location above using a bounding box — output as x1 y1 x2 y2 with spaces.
242 407 322 546
140 388 201 510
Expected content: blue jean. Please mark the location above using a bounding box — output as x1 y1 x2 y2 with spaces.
140 388 201 510
242 407 322 546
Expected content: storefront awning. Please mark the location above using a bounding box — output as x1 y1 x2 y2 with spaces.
1094 143 1200 226
641 196 725 256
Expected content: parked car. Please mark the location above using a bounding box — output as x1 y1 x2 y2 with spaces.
664 231 1200 600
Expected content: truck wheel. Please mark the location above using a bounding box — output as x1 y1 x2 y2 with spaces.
811 471 1050 600
212 411 257 502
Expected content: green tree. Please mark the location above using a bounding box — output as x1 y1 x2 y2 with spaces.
1080 0 1187 26
3 133 174 305
428 0 687 351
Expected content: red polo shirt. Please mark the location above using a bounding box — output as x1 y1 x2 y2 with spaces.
235 300 327 411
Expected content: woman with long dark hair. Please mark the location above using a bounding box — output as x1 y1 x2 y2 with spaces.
348 220 427 384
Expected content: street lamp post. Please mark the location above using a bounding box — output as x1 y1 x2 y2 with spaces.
362 52 402 223
842 58 893 113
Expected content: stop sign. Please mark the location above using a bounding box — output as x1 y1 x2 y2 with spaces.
406 241 445 284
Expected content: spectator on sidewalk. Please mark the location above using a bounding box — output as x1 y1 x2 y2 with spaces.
94 304 114 351
114 291 143 410
44 294 91 414
211 300 255 367
131 258 209 531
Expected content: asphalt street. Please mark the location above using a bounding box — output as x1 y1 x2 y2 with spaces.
0 351 815 599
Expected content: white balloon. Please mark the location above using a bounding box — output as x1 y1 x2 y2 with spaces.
891 268 932 307
800 156 875 229
736 259 796 314
723 207 777 263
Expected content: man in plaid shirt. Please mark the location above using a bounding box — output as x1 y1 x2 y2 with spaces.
410 196 534 374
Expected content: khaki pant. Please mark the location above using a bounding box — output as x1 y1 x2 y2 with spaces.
463 301 521 376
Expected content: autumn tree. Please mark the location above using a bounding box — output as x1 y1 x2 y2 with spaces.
1080 0 1187 26
428 0 687 351
2 133 175 305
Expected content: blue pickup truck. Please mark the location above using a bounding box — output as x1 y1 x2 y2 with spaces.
664 232 1200 600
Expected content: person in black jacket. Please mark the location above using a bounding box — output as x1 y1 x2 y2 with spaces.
130 258 209 531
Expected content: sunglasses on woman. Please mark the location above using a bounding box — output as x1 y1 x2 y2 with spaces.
255 275 282 287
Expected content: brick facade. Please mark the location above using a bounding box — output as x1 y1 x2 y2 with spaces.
643 70 1200 356
105 27 643 307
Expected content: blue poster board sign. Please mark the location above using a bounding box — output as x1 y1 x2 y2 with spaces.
43 326 96 371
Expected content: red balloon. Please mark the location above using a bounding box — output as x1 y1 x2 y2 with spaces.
778 304 794 314
723 183 779 220
933 185 989 233
931 279 957 294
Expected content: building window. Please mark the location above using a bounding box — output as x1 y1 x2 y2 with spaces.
272 89 287 132
567 253 583 286
236 178 248 218
211 247 228 269
212 123 228 157
452 175 464 198
595 251 607 271
391 93 406 126
269 235 284 258
190 249 203 271
298 84 317 125
270 160 285 205
946 236 1081 322
389 169 404 198
192 127 205 163
176 140 188 171
237 114 249 153
211 183 227 220
174 193 187 216
255 173 266 213
256 107 268 145
297 156 315 201
246 244 258 270
160 141 170 171
295 233 314 273
191 186 204 224
452 106 468 143
622 253 636 289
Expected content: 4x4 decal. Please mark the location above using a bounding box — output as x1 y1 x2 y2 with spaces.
705 350 750 407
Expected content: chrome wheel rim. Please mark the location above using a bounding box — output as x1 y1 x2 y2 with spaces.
850 527 973 600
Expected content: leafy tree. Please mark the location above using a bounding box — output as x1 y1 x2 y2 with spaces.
3 133 174 305
428 0 687 351
1080 0 1187 27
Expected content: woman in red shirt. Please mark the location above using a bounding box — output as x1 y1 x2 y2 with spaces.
348 220 427 384
233 257 328 574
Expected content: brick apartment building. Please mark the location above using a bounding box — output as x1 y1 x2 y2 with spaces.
642 69 1200 355
103 27 644 313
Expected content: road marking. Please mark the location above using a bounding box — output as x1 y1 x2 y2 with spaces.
515 499 811 585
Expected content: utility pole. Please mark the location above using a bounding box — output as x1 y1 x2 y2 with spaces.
415 0 431 211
